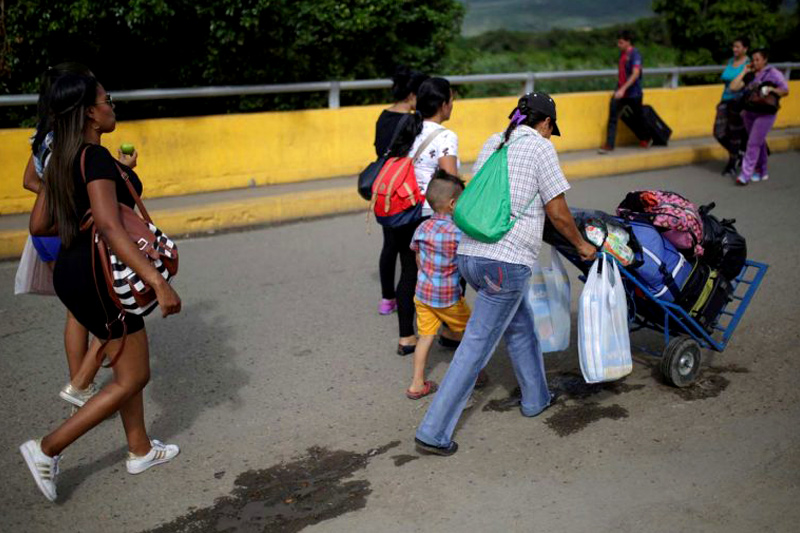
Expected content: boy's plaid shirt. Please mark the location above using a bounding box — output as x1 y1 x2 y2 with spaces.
410 213 462 308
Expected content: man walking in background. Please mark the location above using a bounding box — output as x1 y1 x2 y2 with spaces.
599 30 652 153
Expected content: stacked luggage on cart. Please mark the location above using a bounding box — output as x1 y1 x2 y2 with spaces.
544 190 748 336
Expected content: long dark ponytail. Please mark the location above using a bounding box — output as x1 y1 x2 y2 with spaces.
32 62 92 156
386 77 452 157
496 107 549 151
43 74 98 248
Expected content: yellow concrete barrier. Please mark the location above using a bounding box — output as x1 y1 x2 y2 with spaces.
2 81 798 215
2 133 799 260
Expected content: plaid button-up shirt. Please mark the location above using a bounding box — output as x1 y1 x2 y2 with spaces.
458 125 570 270
410 213 462 308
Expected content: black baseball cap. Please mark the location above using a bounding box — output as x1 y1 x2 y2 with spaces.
517 91 561 136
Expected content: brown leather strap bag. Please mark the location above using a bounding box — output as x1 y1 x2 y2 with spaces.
79 147 178 365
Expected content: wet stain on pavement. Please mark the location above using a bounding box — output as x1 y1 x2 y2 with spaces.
482 394 523 413
548 373 646 399
391 454 419 467
483 373 642 435
665 364 749 401
144 441 400 533
545 403 629 437
483 373 644 413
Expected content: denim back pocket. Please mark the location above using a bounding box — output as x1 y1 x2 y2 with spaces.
483 263 507 293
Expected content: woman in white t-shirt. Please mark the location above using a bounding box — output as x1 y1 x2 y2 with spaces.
384 77 460 355
408 77 459 216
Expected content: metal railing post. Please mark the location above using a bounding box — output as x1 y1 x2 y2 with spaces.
785 68 792 80
328 82 340 109
670 71 680 88
525 73 535 94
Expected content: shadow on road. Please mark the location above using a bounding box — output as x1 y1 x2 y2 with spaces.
146 299 249 439
57 300 248 501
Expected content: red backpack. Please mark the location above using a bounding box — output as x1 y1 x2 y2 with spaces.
370 129 444 227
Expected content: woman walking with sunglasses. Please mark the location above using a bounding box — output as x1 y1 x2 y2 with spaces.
21 73 182 502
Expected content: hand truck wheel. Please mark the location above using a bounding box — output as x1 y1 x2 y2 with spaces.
661 337 702 388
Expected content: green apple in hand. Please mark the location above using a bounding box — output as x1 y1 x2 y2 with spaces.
120 143 136 156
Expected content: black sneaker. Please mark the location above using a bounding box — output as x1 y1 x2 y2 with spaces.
415 438 458 456
438 336 460 350
721 157 736 176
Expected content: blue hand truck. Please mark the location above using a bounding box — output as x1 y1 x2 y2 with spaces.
569 252 768 387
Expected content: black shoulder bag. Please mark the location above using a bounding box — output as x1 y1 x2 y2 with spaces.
357 114 411 200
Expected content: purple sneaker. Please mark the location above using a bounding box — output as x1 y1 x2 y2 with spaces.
379 298 397 315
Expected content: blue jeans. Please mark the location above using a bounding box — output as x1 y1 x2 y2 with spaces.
416 255 552 448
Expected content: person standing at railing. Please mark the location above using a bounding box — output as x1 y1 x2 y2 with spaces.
714 37 750 177
374 67 429 317
729 48 790 185
598 30 653 154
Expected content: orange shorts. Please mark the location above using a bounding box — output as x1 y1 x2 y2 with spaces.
415 297 471 336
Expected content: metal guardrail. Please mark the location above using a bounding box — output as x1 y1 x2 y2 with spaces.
1 63 797 109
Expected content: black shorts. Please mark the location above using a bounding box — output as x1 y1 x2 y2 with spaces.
54 233 145 339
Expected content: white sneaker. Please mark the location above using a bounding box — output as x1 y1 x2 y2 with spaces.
19 440 59 502
126 439 180 475
59 382 98 408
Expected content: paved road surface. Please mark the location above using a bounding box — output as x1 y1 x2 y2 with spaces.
1 153 799 532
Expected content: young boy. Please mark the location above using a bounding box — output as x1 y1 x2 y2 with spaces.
407 170 471 399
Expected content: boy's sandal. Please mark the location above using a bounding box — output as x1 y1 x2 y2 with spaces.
406 380 438 400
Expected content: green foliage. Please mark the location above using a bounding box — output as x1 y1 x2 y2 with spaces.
653 0 795 63
0 0 464 125
458 0 656 36
1 0 796 127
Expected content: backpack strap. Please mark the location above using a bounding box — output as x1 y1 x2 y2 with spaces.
412 127 447 162
511 192 539 221
503 133 538 221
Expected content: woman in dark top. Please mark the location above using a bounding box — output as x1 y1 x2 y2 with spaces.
375 67 428 318
21 74 182 502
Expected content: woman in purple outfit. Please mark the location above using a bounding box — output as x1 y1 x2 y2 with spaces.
729 49 790 185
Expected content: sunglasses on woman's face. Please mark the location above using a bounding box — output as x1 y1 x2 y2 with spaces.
95 94 115 109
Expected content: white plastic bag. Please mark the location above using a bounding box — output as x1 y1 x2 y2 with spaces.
528 246 571 353
14 237 56 296
578 254 632 382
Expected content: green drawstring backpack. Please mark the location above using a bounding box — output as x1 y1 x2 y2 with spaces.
453 137 536 243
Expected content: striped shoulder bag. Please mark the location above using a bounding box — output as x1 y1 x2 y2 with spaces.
79 147 178 365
